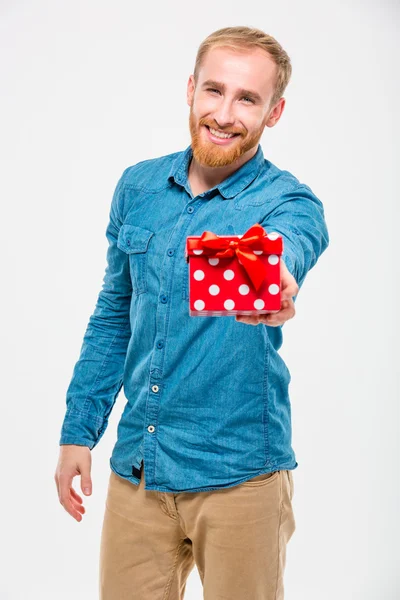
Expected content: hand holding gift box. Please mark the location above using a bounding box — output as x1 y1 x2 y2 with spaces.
235 257 298 327
185 223 291 317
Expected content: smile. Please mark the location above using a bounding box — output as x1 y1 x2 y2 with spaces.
207 126 238 139
204 125 240 144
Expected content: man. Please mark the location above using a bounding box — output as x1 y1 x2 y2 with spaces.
55 26 329 600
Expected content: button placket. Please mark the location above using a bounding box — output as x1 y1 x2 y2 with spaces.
145 198 204 478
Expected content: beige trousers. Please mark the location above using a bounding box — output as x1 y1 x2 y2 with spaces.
99 465 296 600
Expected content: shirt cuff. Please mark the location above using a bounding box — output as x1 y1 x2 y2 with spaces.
59 407 105 451
59 437 95 450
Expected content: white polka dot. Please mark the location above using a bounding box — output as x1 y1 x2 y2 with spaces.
224 299 235 310
268 254 279 265
193 249 203 255
208 258 219 266
239 284 250 295
254 299 265 309
268 284 280 295
223 269 235 280
267 232 280 240
253 250 263 255
209 284 220 295
194 299 205 310
194 269 205 281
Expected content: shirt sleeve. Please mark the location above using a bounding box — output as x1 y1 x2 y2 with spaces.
259 183 330 296
59 167 133 450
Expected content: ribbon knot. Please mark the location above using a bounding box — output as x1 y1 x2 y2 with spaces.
198 223 270 291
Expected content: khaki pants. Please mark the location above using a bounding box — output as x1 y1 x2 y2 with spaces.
99 465 296 599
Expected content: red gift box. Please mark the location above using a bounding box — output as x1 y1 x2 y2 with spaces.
185 223 283 317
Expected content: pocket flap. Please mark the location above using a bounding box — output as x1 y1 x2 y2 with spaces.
117 224 154 254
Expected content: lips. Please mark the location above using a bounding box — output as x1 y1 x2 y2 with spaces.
204 125 240 140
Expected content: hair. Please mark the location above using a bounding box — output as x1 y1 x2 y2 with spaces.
193 26 292 112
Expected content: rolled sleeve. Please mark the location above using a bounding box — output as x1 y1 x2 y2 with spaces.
260 184 330 292
59 167 133 450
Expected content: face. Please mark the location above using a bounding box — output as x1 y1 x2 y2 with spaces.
187 46 285 168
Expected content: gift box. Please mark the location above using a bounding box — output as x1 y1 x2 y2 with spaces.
185 223 283 317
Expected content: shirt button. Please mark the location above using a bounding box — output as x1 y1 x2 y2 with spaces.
156 340 164 349
151 384 159 393
160 295 168 303
147 425 155 433
186 206 194 214
167 249 174 256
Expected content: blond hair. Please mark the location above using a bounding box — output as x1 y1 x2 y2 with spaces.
193 26 292 111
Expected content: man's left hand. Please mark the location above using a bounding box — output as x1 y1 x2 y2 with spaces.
235 258 299 327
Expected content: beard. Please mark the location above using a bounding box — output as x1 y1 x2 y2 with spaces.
188 104 265 168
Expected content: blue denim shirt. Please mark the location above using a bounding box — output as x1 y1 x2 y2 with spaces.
59 143 329 493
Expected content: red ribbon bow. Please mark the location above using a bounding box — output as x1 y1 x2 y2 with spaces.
198 223 269 291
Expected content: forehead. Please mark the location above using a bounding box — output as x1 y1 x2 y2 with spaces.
198 46 277 96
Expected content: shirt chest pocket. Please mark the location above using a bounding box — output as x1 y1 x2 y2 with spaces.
117 224 155 296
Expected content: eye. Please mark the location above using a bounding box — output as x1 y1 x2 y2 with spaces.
241 96 255 104
206 88 255 104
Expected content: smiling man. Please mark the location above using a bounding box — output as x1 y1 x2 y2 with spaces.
55 26 329 600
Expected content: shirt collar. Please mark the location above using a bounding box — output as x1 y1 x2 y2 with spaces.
167 143 265 199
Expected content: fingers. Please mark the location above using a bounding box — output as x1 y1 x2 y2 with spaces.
280 258 299 300
259 299 295 327
71 496 86 515
235 258 298 327
57 471 84 522
67 488 86 514
54 473 85 517
235 297 296 328
235 314 259 326
70 487 83 503
55 445 93 522
281 282 299 302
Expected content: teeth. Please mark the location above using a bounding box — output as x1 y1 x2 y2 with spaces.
208 127 236 139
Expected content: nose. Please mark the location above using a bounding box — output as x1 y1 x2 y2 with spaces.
213 99 235 128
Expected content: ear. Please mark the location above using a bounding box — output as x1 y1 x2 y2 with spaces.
265 97 286 129
187 75 195 107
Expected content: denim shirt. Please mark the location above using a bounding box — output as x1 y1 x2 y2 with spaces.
59 143 329 493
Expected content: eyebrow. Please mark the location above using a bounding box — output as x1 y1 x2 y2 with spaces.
201 79 263 103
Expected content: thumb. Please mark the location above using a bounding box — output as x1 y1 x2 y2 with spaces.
80 466 92 496
281 279 299 301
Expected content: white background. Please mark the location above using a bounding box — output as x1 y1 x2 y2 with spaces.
1 1 399 598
